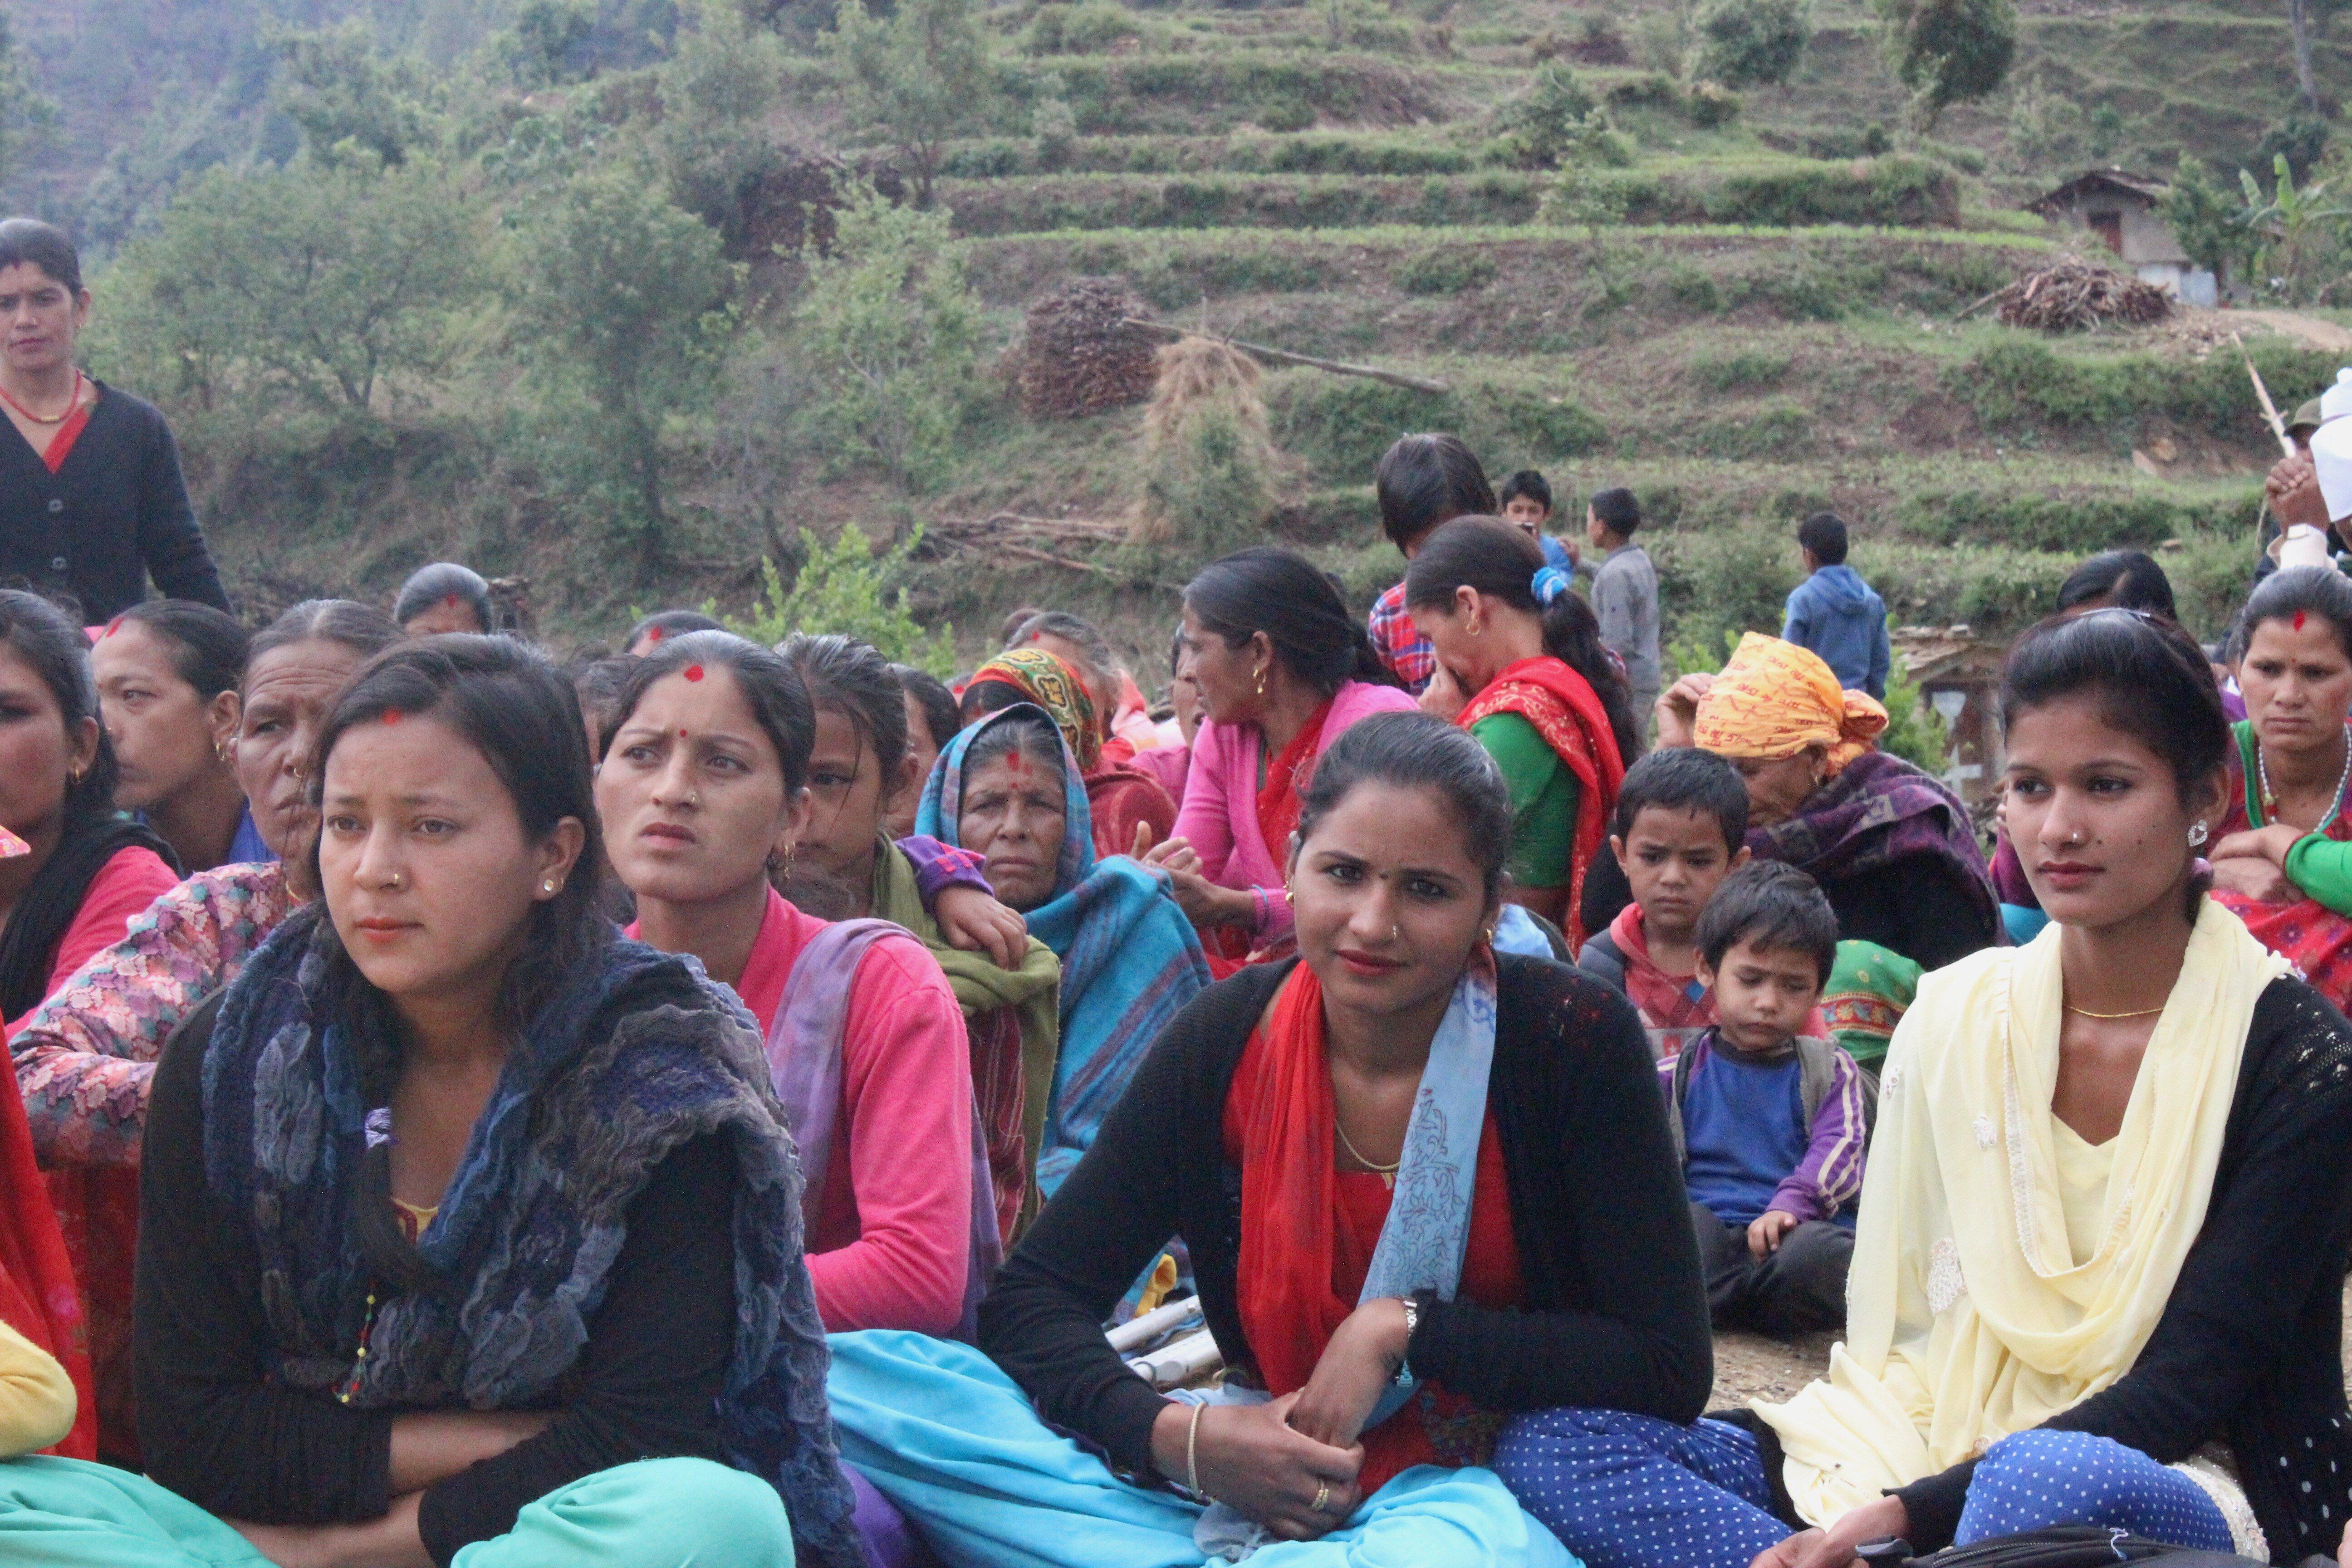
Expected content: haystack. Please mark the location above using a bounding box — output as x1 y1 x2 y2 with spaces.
1018 279 1161 419
1128 335 1285 548
1990 259 2173 332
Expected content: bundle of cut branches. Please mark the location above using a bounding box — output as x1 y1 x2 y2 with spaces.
1018 278 1160 419
1979 259 2174 332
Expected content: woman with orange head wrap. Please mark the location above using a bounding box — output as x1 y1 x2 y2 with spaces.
1633 634 1995 970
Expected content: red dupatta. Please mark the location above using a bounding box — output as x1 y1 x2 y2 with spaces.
2215 725 2352 1011
1256 697 1334 867
1458 656 1627 948
0 1052 96 1458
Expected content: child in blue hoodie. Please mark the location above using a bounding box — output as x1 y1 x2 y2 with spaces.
1781 512 1889 698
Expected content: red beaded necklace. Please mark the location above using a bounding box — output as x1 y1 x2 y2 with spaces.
0 368 85 426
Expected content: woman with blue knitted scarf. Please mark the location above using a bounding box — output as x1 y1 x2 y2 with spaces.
0 636 858 1568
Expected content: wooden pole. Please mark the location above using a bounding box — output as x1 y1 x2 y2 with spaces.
2234 332 2296 458
1120 318 1453 395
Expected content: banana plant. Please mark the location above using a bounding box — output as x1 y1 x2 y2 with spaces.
2240 152 2352 300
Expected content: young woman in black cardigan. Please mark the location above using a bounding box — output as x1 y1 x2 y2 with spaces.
1504 609 2352 1568
825 711 1711 1568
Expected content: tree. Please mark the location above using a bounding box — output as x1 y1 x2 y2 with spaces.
824 0 996 208
2161 154 2256 288
784 181 981 491
733 528 955 672
1871 0 2015 130
270 22 443 170
0 6 59 190
511 161 740 578
97 157 483 419
1691 0 1812 92
493 0 597 88
657 1 790 250
2239 152 2352 302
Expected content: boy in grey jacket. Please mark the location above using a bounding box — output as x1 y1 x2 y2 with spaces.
1584 487 1659 746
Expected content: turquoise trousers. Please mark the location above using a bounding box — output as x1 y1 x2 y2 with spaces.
0 1453 792 1567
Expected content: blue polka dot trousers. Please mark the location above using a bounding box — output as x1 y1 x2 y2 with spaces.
1494 1412 2233 1568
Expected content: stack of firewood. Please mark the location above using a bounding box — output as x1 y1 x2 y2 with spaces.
1986 259 2175 332
1017 278 1161 419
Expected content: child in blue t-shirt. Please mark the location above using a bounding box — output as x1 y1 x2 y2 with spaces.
1661 861 1867 1333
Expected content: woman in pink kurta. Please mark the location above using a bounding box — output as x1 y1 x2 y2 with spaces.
596 629 980 1337
1146 549 1416 963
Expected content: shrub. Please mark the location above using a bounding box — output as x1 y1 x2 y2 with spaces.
1686 82 1742 127
1467 382 1609 461
1490 63 1604 171
1894 486 2261 554
1656 529 1800 656
1878 637 1950 774
735 527 956 674
1942 340 2336 440
1691 0 1811 90
1394 247 1499 294
1688 348 1791 391
1264 374 1464 478
1693 400 1815 459
1022 1 1141 55
1258 100 1316 132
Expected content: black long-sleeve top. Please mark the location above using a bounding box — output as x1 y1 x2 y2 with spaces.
1873 979 2352 1561
1 381 229 621
134 997 738 1566
978 954 1715 1480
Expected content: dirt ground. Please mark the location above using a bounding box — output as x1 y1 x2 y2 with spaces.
1705 1281 2352 1412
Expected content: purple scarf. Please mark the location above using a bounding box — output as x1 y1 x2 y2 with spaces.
766 918 1001 1341
1752 750 1996 932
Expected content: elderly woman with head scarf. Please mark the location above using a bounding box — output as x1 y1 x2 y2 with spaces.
960 647 1179 861
1641 632 1996 971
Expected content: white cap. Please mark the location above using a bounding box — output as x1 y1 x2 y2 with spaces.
2323 367 2352 424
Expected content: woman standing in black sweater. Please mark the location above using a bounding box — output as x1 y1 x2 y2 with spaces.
825 712 1710 1568
0 219 228 622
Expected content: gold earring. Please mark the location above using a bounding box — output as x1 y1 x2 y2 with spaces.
1254 668 1268 699
541 878 559 895
1283 882 1295 905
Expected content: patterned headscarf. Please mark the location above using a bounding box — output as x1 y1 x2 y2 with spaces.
965 648 1102 771
1694 632 1889 776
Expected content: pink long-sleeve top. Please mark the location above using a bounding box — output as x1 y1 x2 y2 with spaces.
1173 679 1419 942
726 889 976 1337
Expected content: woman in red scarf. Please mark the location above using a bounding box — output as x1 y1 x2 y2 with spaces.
1406 517 1638 945
821 713 1707 1565
0 1035 92 1461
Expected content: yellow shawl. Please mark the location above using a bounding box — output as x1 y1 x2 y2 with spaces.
1695 632 1888 775
1756 900 2286 1524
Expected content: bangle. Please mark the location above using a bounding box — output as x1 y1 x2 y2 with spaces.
1186 1401 1210 1501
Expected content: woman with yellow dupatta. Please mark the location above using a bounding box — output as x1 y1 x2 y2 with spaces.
1498 609 2352 1568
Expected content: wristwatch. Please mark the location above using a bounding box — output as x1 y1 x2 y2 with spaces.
1395 1292 1423 1386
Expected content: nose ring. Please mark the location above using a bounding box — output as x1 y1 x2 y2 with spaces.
386 871 404 890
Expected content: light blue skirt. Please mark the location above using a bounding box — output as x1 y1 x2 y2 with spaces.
826 1330 1576 1568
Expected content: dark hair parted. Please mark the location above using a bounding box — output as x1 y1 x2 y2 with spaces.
1612 745 1749 850
2000 608 2228 800
244 599 404 691
1696 861 1838 987
1589 486 1641 537
626 608 725 652
1373 433 1496 552
1797 512 1849 566
113 599 249 701
0 219 82 294
393 562 494 632
1498 469 1552 512
1186 546 1400 696
608 632 816 794
0 590 117 829
1294 711 1512 899
778 633 907 784
891 664 961 760
309 635 608 1031
2056 549 2176 618
1403 516 1642 763
2241 563 2352 661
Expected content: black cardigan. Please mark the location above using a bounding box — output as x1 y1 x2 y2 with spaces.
977 955 1715 1480
0 381 229 621
134 996 738 1566
1873 977 2352 1560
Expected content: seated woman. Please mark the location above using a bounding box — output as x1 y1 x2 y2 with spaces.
393 561 495 637
1503 608 2352 1568
829 712 1710 1568
1406 515 1637 944
94 600 261 872
916 704 1209 1199
596 631 985 1338
12 600 401 1460
102 635 855 1568
961 647 1179 860
781 632 1059 1242
1144 548 1416 965
1630 632 1996 971
0 590 179 1040
2208 566 2352 1013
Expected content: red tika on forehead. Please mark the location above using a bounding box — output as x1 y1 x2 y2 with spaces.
647 627 665 644
2296 610 2309 632
99 617 122 638
445 593 461 608
382 707 405 725
684 664 705 682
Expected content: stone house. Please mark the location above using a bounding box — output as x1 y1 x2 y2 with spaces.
2029 170 2220 307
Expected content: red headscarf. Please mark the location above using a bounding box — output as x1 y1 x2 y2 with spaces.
1458 656 1627 946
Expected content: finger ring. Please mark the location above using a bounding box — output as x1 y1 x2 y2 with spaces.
1311 1481 1330 1515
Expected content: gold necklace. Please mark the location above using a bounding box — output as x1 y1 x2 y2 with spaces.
1333 1115 1401 1175
2064 1003 2166 1020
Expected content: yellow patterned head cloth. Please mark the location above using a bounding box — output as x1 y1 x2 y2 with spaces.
965 648 1102 772
1693 632 1889 776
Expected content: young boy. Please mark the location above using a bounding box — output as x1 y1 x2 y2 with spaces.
1577 749 1751 1063
1499 469 1574 572
1781 511 1890 699
1368 433 1496 693
1583 487 1659 746
1664 860 1865 1334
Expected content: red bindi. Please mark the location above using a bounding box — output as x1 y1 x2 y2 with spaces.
2296 610 2309 632
647 627 665 644
679 728 690 738
382 707 404 725
683 664 705 682
99 617 122 639
445 593 460 608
